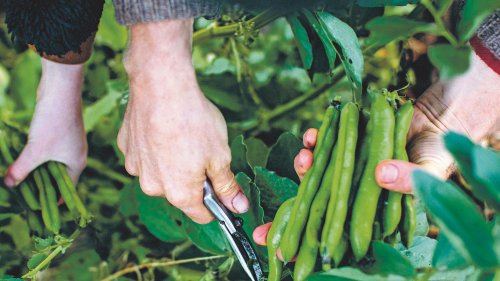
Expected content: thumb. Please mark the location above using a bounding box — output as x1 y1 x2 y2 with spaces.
4 146 44 188
376 130 453 193
207 167 249 214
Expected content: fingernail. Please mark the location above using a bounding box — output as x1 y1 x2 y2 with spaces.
4 176 15 188
232 191 250 213
380 164 399 184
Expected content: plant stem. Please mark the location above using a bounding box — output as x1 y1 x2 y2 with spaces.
101 255 226 281
22 229 81 278
193 6 289 44
86 158 133 185
421 0 459 47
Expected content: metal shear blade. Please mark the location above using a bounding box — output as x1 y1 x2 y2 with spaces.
203 180 264 281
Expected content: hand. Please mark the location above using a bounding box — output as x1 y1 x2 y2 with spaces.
118 19 249 224
4 58 87 187
252 51 500 250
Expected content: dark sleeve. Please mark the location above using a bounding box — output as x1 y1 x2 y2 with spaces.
113 0 220 26
476 12 500 60
4 0 104 60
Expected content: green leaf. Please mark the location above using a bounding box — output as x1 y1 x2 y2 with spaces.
49 249 101 281
182 217 229 255
317 12 364 89
266 132 302 183
398 236 437 268
10 51 41 111
135 180 186 242
357 0 418 7
444 132 500 212
33 236 54 251
27 252 49 270
287 14 314 69
369 241 416 278
200 84 243 112
245 137 269 169
413 170 499 267
83 80 128 133
428 44 472 81
432 233 468 270
235 172 267 263
95 3 128 50
230 135 254 177
301 10 337 74
254 166 298 220
458 1 500 42
306 267 403 281
118 181 138 217
366 16 438 48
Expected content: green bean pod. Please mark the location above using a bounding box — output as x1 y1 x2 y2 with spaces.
19 181 41 211
280 107 340 262
382 102 414 238
313 106 335 158
321 103 359 261
33 169 60 234
350 94 395 261
332 236 348 268
348 117 371 207
47 161 77 217
267 198 295 281
295 127 343 281
400 194 417 247
56 162 92 226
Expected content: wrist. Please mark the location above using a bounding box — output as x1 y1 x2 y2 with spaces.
126 19 195 75
37 58 84 105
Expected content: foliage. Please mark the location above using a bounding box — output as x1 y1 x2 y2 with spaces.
0 0 498 280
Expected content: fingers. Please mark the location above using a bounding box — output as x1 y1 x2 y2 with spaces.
4 146 43 188
294 148 313 180
303 128 318 149
376 130 453 193
375 160 421 194
207 165 249 214
253 222 272 246
164 182 214 224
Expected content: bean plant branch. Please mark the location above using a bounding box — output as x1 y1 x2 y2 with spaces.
101 255 226 281
193 6 291 44
22 229 81 279
420 0 459 47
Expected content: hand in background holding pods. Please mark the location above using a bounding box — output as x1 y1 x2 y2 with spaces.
252 51 500 251
4 58 87 187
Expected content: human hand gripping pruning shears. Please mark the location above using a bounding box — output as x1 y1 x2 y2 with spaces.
203 180 264 281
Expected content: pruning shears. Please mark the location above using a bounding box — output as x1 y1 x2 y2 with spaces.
203 180 264 281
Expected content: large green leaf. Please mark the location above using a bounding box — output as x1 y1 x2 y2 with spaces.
397 236 437 268
230 135 254 177
83 80 128 133
432 233 468 270
318 12 363 89
366 16 438 49
457 1 500 42
135 180 186 242
266 132 302 183
412 170 499 267
254 166 298 220
428 44 472 81
245 137 269 169
369 241 416 278
306 267 403 281
9 51 41 111
444 132 500 212
235 172 267 263
287 13 314 70
200 84 243 112
301 10 337 74
182 217 230 255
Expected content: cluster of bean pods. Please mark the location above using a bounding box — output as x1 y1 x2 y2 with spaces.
0 122 92 235
267 94 417 281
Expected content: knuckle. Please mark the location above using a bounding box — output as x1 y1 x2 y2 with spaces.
124 159 138 176
139 177 162 196
166 192 193 209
